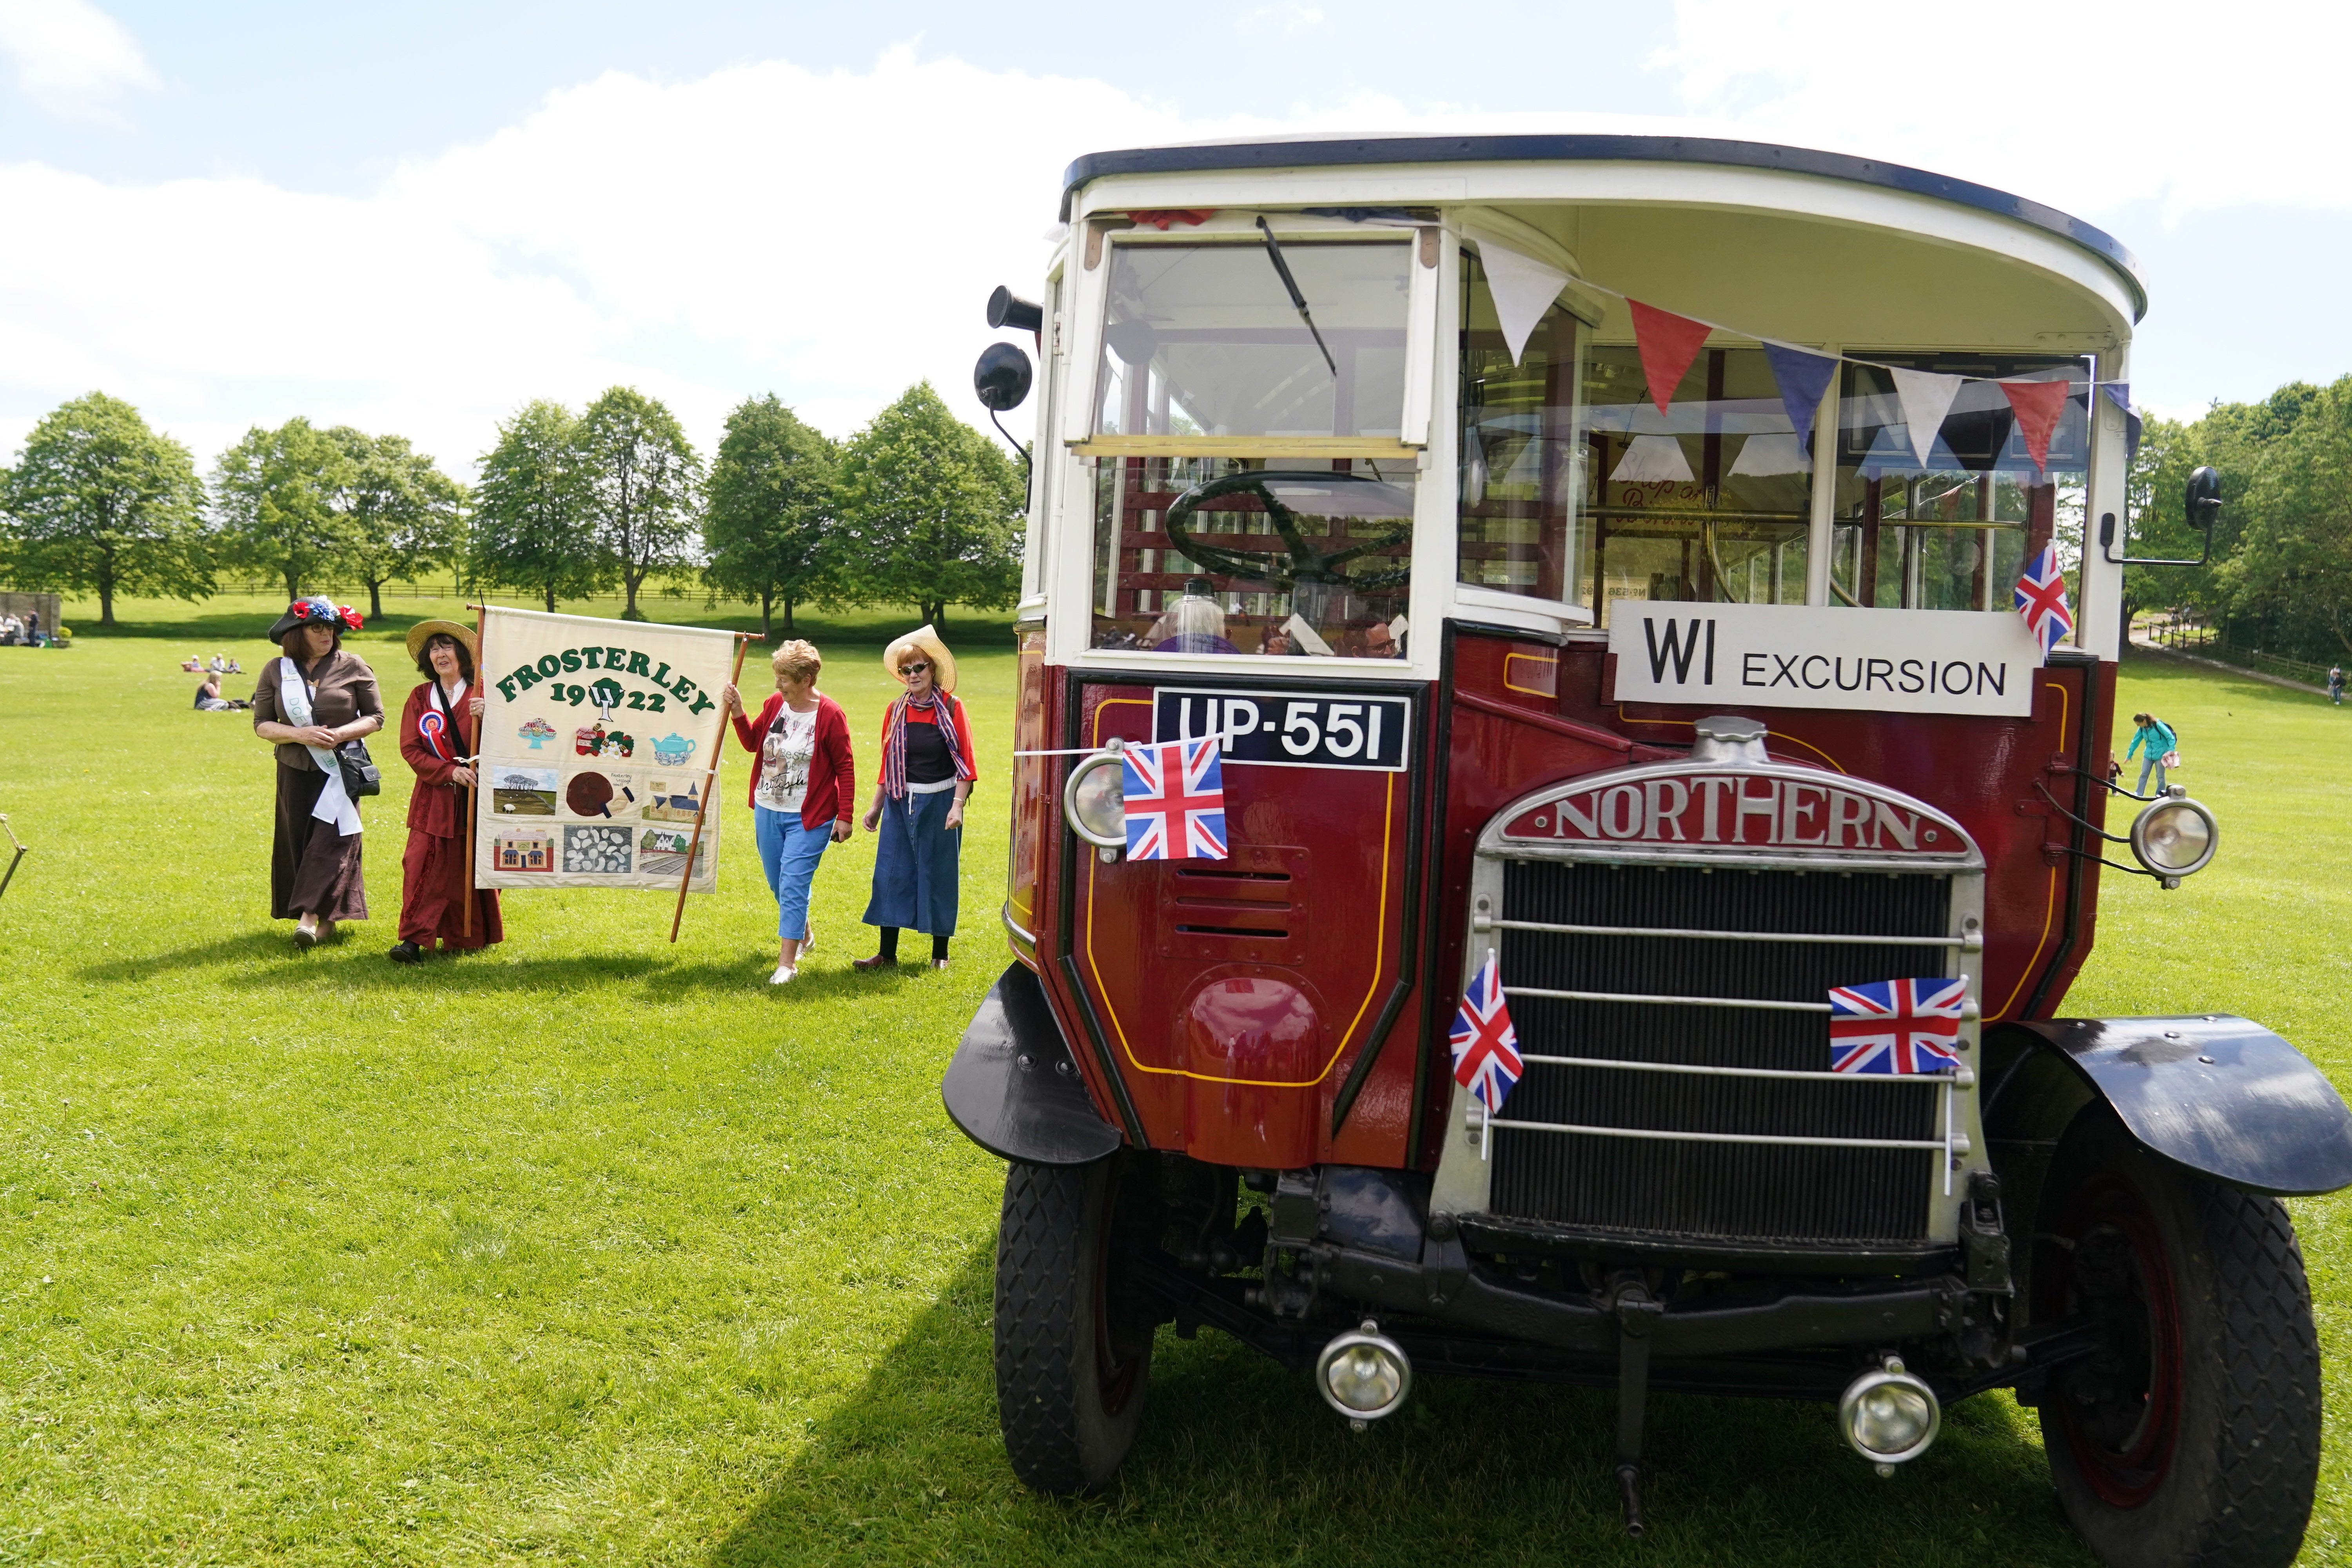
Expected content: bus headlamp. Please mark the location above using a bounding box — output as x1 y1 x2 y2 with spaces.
1063 746 1129 850
1316 1321 1411 1425
1838 1358 1940 1473
2130 795 2218 882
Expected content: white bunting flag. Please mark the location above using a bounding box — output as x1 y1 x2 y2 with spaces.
1727 431 1810 478
1611 434 1695 483
1889 367 1967 467
1468 230 1571 367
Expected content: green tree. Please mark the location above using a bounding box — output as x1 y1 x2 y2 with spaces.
832 381 1023 628
2220 377 2352 656
702 394 839 638
210 417 360 602
576 386 701 621
0 392 209 627
327 428 468 620
470 400 600 613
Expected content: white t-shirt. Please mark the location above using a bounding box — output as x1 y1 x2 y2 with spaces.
754 704 820 813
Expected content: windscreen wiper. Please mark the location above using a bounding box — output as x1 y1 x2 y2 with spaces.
1256 217 1338 378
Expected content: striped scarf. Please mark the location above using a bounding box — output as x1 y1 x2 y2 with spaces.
882 692 974 800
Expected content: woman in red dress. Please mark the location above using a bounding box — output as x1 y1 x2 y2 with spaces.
390 620 503 962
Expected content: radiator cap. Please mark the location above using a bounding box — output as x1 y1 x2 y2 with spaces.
1690 714 1768 766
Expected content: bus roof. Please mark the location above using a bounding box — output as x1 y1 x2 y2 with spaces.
1061 133 2144 321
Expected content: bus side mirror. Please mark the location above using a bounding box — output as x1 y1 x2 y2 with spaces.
2185 466 2223 541
974 341 1033 412
987 285 1044 334
2103 465 2222 568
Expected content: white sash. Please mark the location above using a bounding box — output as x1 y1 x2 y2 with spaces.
277 657 361 836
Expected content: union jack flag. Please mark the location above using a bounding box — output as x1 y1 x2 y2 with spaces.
1829 977 1967 1074
1449 950 1524 1111
1122 738 1228 861
2014 544 2074 653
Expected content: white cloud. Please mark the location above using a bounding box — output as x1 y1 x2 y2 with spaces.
0 20 2340 481
0 0 156 120
1237 4 1325 37
1653 0 2352 221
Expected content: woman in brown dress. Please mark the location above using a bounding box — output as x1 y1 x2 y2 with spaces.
250 597 384 947
390 620 502 962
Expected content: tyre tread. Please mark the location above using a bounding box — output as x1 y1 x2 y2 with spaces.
995 1161 1089 1494
2188 1183 2321 1568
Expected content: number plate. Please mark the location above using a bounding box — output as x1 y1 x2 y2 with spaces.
1153 688 1412 771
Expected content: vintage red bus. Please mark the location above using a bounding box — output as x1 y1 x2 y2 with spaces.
947 133 2352 1566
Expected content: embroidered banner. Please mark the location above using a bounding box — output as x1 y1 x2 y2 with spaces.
472 606 737 891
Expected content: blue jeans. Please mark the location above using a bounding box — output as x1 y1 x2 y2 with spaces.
2137 755 2168 795
755 807 833 944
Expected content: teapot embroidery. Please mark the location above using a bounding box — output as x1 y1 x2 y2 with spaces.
650 733 697 766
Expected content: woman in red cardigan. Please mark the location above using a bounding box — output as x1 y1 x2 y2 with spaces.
720 639 855 984
390 620 503 962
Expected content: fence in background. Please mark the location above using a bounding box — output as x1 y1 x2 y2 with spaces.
2143 614 2337 685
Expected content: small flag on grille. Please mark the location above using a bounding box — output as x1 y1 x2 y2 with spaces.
1122 737 1228 861
1828 977 1967 1074
2013 543 2074 653
1449 950 1524 1111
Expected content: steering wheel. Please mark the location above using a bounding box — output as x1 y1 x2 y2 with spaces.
1161 470 1414 594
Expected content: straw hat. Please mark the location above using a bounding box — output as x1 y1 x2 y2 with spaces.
405 619 479 662
881 624 957 694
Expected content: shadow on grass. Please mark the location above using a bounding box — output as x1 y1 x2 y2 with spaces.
710 1246 2096 1568
76 929 304 980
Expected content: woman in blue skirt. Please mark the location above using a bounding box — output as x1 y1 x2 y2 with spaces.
854 625 976 972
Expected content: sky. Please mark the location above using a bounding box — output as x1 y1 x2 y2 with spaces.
0 0 2346 480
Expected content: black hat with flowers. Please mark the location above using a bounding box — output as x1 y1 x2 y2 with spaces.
266 595 364 641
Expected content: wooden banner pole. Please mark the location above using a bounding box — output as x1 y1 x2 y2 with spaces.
670 632 755 942
463 603 485 942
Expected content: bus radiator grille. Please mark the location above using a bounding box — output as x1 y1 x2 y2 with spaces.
1487 860 1950 1245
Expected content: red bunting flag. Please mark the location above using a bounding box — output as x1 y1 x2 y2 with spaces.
1999 379 2070 472
1628 300 1713 417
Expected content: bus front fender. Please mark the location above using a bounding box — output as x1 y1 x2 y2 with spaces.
1989 1016 2352 1197
942 963 1123 1167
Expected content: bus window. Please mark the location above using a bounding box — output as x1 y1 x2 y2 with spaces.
1088 457 1414 657
1096 241 1412 439
1830 359 2088 614
1459 254 1815 623
1584 343 1813 622
1458 251 1590 608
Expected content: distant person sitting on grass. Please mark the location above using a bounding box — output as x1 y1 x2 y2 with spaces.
193 671 248 712
2126 711 2179 796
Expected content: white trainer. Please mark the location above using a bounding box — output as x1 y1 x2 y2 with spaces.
769 964 797 985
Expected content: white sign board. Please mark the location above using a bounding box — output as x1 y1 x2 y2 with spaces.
472 606 737 890
1606 604 2042 717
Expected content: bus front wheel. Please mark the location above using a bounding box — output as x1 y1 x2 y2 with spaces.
994 1157 1155 1494
2035 1111 2323 1568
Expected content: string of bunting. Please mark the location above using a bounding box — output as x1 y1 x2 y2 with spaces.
1120 207 2143 468
1469 237 2141 472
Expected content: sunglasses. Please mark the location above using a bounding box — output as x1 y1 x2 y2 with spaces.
900 661 931 675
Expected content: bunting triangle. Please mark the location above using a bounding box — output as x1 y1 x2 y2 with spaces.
1998 379 2070 472
1611 435 1695 484
1469 232 1571 367
2102 382 2143 462
1762 341 1838 456
1628 300 1712 417
1889 367 1966 467
1727 432 1809 478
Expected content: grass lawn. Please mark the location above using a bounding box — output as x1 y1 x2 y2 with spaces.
2 598 2348 1566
